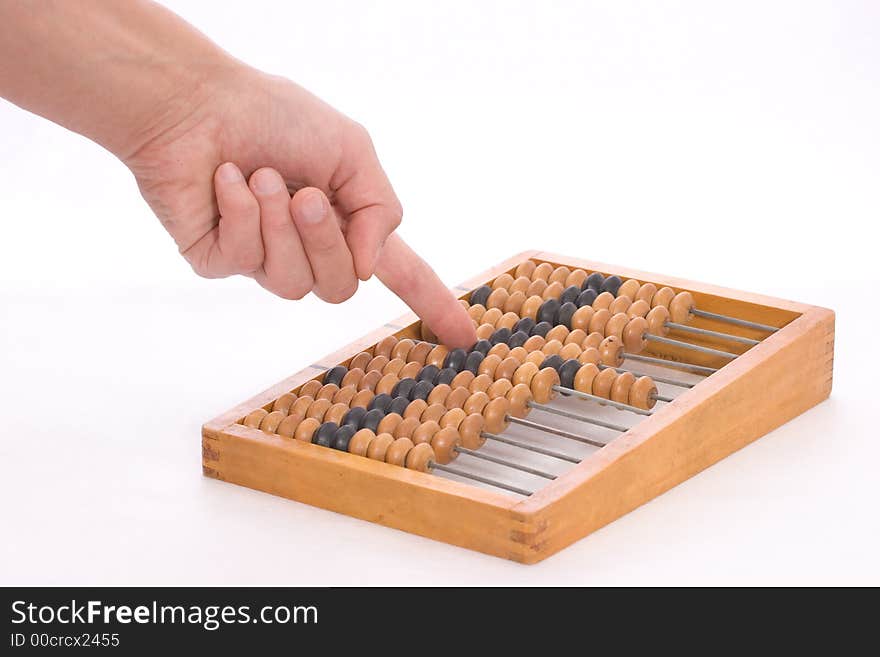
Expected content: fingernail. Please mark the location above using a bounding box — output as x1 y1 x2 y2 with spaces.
298 190 325 224
251 168 283 195
218 162 243 183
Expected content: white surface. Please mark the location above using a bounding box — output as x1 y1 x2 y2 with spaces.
1 0 877 585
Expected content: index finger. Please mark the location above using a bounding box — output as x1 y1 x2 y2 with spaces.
375 233 477 349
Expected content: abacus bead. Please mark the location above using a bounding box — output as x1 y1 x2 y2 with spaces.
584 272 605 291
471 339 492 356
478 354 502 378
629 376 658 410
571 306 594 332
489 328 512 346
443 348 469 372
317 383 339 401
470 285 492 307
377 412 403 435
623 316 649 352
410 380 434 402
445 386 471 410
652 286 675 308
557 301 577 329
375 373 398 396
367 393 393 413
408 342 433 365
525 279 547 298
427 384 452 405
599 336 625 366
299 380 322 398
313 422 338 447
531 367 560 404
541 339 563 356
394 417 421 439
483 397 511 434
647 306 670 336
342 406 367 428
610 371 636 406
495 356 520 380
540 354 565 372
360 409 385 432
592 368 617 398
504 291 526 314
291 396 314 416
417 364 440 383
566 269 588 289
627 299 651 318
507 383 532 418
538 298 560 325
294 417 321 442
277 412 304 438
486 342 510 360
513 317 536 335
405 442 435 472
382 357 406 376
259 410 286 433
391 377 416 400
492 273 514 290
439 407 466 429
558 359 581 389
324 403 348 425
323 365 347 386
574 363 599 394
578 347 600 365
669 291 696 324
565 328 587 346
515 260 537 279
470 374 493 393
385 437 414 466
583 332 603 350
545 325 569 344
531 321 552 338
435 368 457 385
348 352 371 372
422 403 447 423
466 304 486 324
548 266 571 286
605 312 630 340
589 308 612 334
593 292 614 310
543 282 564 301
513 361 539 387
463 391 491 416
366 433 394 461
497 312 520 330
609 294 632 315
525 351 546 367
450 370 475 389
404 399 428 420
358 370 382 392
243 408 268 428
533 262 553 280
618 279 640 299
430 428 460 464
366 355 389 372
636 283 657 304
273 393 296 414
508 330 529 349
487 378 513 399
508 346 528 363
341 368 364 388
481 307 503 327
306 398 332 420
388 395 409 416
522 335 545 352
559 343 581 361
333 386 358 405
486 287 509 310
349 429 375 456
601 275 622 296
510 275 531 294
374 336 398 359
332 425 357 451
560 285 580 305
576 288 598 308
458 413 486 449
351 390 374 408
520 295 544 320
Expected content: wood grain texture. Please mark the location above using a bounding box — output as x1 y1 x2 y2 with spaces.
202 250 834 564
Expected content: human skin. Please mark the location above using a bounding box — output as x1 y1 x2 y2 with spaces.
0 0 476 347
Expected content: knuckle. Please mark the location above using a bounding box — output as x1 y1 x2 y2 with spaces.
233 249 263 273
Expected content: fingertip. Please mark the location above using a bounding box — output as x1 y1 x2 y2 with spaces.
290 187 329 225
430 303 478 349
215 162 245 186
248 167 286 196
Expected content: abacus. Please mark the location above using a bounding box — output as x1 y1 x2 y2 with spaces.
202 251 834 563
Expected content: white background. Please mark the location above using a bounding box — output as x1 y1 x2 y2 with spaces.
1 1 877 585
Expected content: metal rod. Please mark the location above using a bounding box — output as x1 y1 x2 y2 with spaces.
653 394 675 403
646 334 740 359
551 386 652 417
625 353 718 375
483 431 581 463
456 446 556 480
598 364 695 388
526 402 628 433
432 462 533 496
691 308 779 333
666 322 760 346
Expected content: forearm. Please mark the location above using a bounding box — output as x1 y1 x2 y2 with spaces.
0 0 236 158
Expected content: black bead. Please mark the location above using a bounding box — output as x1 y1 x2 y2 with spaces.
391 377 417 400
471 339 492 356
537 298 560 325
464 351 485 374
313 422 338 447
559 359 581 389
388 396 409 416
367 393 393 413
513 317 535 335
531 321 552 338
508 330 529 349
489 327 511 346
410 379 434 401
323 365 347 387
443 348 468 372
576 288 598 308
417 364 440 384
560 285 581 305
435 367 457 385
584 272 605 291
540 355 565 372
557 302 577 329
341 406 367 428
360 409 385 433
601 275 622 296
331 425 357 451
469 285 492 307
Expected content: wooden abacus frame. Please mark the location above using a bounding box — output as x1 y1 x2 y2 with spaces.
202 251 835 564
